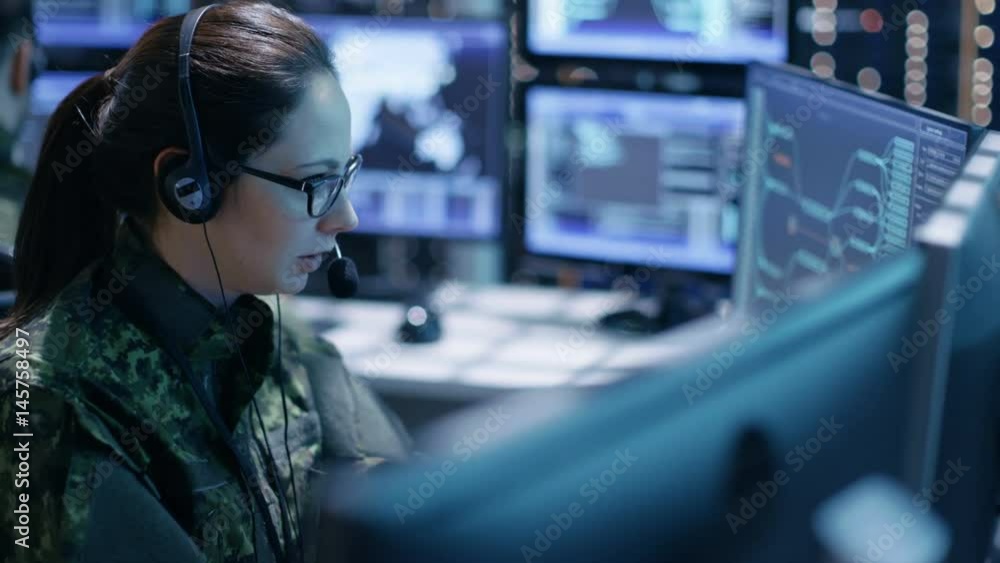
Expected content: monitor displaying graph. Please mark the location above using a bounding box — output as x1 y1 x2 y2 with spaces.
734 64 975 313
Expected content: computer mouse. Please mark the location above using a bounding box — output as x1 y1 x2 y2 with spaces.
396 304 442 344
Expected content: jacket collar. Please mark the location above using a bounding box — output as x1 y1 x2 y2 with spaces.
98 216 277 372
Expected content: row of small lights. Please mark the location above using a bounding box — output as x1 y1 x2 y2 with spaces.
973 0 995 126
807 1 886 93
904 10 929 107
806 1 995 125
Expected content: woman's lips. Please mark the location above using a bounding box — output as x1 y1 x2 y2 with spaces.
296 252 327 273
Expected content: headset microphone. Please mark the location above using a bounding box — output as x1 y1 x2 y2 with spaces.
326 241 359 298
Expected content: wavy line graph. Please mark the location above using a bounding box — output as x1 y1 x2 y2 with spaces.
750 109 917 304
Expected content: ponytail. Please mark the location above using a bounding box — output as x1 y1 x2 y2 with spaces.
0 73 117 338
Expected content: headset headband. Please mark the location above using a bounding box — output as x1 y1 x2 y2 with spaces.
176 4 217 190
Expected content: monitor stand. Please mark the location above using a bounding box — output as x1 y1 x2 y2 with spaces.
599 272 727 335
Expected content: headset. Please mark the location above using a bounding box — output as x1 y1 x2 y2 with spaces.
158 5 220 225
157 5 303 563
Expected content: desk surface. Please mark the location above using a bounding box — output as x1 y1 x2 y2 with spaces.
286 283 737 400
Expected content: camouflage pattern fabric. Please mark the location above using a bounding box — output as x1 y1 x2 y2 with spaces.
0 217 411 562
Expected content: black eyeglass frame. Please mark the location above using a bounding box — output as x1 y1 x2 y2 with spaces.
240 154 363 217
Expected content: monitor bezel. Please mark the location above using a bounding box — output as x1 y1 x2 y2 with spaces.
515 0 791 69
731 61 983 313
508 78 747 281
303 14 512 242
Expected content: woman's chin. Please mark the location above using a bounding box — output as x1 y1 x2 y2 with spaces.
277 271 309 294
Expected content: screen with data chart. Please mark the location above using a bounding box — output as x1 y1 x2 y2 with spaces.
307 16 508 240
734 64 975 313
526 0 787 63
523 86 745 274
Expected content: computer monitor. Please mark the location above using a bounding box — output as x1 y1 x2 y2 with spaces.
319 130 1000 559
522 85 745 275
316 252 969 561
13 71 92 171
524 0 788 64
306 15 509 239
734 63 979 314
37 19 149 48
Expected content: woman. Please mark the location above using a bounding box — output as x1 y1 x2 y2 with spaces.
0 2 411 562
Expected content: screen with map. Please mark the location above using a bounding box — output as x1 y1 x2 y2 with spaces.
734 64 974 313
307 16 508 239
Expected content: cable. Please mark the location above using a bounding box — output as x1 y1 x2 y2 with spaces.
276 296 305 562
201 224 300 563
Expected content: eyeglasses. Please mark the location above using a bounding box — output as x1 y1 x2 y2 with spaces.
240 154 362 218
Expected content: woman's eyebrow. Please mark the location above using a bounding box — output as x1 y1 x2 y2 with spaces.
294 158 341 170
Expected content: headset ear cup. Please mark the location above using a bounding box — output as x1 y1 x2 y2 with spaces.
158 154 195 223
157 153 187 192
158 154 218 224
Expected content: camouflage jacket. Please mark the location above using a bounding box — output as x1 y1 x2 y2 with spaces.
0 218 411 562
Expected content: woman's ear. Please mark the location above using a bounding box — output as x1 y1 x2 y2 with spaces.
152 147 189 183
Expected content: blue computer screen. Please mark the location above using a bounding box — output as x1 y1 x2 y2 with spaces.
527 0 787 64
308 16 508 239
734 64 973 312
13 71 92 170
524 86 745 273
25 17 508 241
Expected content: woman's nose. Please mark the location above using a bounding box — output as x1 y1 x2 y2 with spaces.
318 197 358 234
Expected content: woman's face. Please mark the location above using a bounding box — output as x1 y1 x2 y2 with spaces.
210 71 357 296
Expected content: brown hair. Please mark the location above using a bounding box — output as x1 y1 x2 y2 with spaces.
1 1 335 337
